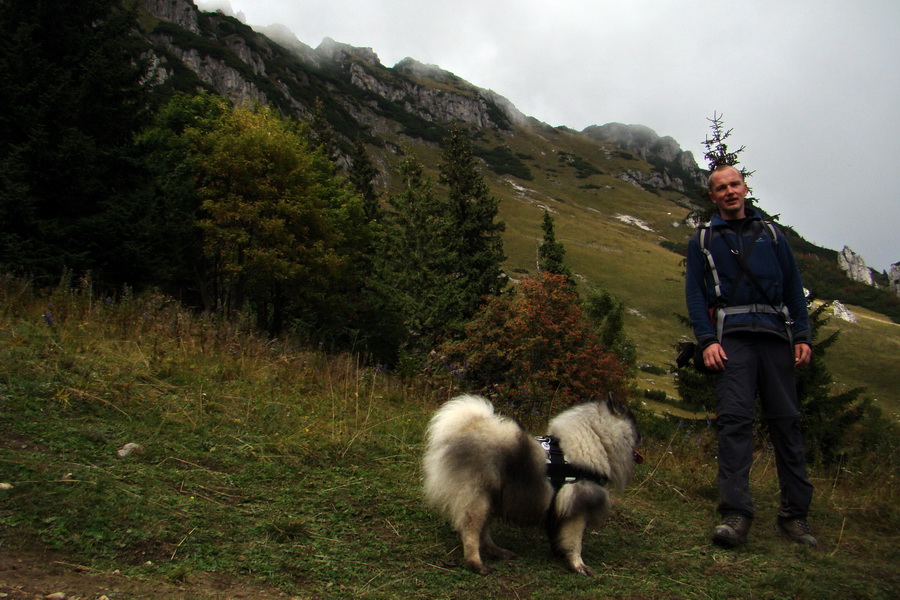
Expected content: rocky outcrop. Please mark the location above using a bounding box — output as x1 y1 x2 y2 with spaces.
345 57 524 130
392 58 525 126
582 123 706 194
586 123 678 161
149 35 270 106
145 0 274 106
838 246 874 286
152 34 270 105
256 24 321 66
891 263 900 296
144 0 200 33
317 37 382 66
621 168 688 192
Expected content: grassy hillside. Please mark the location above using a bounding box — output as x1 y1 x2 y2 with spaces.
817 303 900 414
1 280 897 599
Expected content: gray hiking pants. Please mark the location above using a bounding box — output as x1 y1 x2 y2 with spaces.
715 332 814 522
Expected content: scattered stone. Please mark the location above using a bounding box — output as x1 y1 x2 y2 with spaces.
833 300 858 323
116 443 143 458
44 593 67 600
615 214 655 232
0 482 12 490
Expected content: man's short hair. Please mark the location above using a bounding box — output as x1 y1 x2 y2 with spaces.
707 164 743 191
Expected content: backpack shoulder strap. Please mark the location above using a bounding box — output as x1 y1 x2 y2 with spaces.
698 225 723 301
701 220 778 300
762 220 779 249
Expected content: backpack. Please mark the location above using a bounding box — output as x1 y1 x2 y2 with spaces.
697 220 793 344
698 219 779 304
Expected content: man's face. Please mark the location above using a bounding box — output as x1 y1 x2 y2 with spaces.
708 167 748 219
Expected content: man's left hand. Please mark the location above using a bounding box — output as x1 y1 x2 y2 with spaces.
794 343 812 368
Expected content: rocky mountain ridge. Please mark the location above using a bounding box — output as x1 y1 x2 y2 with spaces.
142 0 704 196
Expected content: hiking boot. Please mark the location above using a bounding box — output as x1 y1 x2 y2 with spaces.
778 518 819 548
712 514 751 548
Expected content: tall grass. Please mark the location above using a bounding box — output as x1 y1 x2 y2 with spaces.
0 276 897 599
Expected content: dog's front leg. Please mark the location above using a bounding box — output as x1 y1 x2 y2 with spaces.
555 514 594 576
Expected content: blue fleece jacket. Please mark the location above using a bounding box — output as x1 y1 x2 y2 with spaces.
685 208 810 349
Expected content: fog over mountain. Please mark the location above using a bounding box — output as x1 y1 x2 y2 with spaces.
199 0 899 273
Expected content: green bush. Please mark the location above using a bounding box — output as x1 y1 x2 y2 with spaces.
639 364 668 376
642 388 668 402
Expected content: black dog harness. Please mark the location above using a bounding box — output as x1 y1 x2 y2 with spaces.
537 436 609 492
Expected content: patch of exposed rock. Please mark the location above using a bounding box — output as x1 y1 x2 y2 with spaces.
838 246 874 286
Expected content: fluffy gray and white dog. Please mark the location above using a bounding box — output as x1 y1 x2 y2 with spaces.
422 394 641 576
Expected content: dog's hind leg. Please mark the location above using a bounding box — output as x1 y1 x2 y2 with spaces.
458 498 494 575
554 514 594 576
481 528 517 561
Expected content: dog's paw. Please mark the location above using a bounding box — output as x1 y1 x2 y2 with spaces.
571 562 595 577
464 560 495 575
482 546 517 561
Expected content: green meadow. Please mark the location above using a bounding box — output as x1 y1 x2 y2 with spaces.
0 280 896 599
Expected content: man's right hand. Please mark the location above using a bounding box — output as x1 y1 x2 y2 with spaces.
703 343 728 371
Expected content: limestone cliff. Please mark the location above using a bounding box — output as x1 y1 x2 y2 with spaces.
142 0 522 139
838 246 875 287
144 0 199 33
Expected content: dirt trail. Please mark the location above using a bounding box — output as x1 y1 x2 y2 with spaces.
0 550 296 600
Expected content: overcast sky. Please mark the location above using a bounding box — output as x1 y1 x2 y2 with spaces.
198 0 899 272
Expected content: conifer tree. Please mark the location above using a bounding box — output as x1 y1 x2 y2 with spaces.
794 303 870 465
698 112 757 220
376 151 449 354
673 331 717 413
437 124 506 335
440 272 629 422
537 209 573 283
702 112 748 173
308 97 339 167
136 92 230 305
0 0 155 284
348 138 381 222
583 288 637 371
677 113 754 410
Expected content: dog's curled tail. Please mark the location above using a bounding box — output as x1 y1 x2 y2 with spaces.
422 395 514 530
424 394 496 447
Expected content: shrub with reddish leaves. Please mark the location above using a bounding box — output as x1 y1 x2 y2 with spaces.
440 273 630 420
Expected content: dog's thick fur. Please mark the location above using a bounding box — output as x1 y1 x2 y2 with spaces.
422 394 640 575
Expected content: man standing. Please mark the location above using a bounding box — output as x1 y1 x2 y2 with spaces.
685 165 818 548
